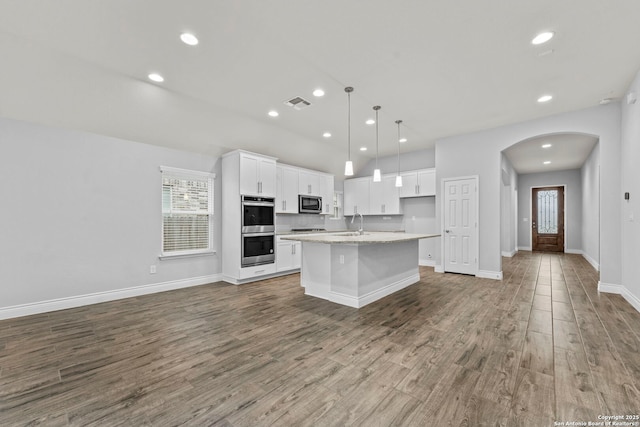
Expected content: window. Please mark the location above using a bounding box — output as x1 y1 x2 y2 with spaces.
160 166 215 258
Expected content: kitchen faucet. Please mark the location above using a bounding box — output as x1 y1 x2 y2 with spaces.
351 212 364 235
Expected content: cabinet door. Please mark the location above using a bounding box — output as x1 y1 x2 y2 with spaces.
370 175 401 214
240 155 260 196
381 175 401 214
369 179 384 215
292 242 301 269
276 240 294 272
417 169 435 196
399 172 418 198
320 175 334 214
344 178 370 216
299 171 321 195
258 158 277 197
277 166 299 213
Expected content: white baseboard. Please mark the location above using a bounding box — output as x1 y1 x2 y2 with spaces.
0 274 222 321
419 258 436 267
434 265 444 273
501 250 517 257
581 252 600 272
518 246 532 251
325 273 420 308
598 281 640 314
477 270 503 281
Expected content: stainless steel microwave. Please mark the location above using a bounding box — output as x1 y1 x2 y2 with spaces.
298 195 322 214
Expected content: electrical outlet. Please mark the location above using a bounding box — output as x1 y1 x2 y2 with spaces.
339 255 345 264
150 265 157 274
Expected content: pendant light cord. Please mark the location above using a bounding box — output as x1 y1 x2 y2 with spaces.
374 106 380 169
396 120 402 174
345 87 353 161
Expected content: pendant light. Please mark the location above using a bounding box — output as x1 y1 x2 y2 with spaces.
395 120 403 187
344 87 354 176
372 105 382 182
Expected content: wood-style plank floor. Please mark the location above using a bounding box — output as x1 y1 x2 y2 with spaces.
1 253 640 426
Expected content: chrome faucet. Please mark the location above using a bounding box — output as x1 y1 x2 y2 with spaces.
351 212 364 235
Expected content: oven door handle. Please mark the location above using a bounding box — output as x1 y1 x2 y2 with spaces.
242 232 275 237
243 202 275 207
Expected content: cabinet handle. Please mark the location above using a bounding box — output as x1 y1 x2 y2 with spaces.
308 184 311 194
283 200 286 211
382 204 385 213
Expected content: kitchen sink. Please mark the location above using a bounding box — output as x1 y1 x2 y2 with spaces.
332 232 369 237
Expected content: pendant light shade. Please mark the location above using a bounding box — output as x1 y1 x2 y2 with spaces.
344 87 354 176
373 105 381 182
345 160 354 176
395 120 403 187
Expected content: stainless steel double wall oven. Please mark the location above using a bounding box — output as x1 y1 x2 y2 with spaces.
241 195 275 267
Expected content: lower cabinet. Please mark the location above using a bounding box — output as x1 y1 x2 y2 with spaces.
276 237 301 272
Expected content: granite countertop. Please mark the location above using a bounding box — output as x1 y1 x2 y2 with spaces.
280 231 440 244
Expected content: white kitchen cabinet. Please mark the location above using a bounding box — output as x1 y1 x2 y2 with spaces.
298 171 321 196
320 174 334 215
399 168 435 198
239 152 276 197
276 165 299 213
369 174 402 215
344 177 370 216
276 237 301 272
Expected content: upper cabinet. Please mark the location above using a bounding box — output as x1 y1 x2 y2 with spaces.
276 164 334 215
321 174 334 215
369 175 402 215
344 178 371 216
276 165 299 213
239 152 277 197
399 168 435 198
299 171 321 196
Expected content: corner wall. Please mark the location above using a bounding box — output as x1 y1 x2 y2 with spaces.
618 70 640 311
0 117 221 319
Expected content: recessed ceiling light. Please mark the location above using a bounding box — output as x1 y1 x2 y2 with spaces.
313 89 325 97
323 132 331 138
268 110 279 117
532 31 554 45
360 147 367 151
399 138 407 143
544 161 551 165
365 119 375 125
148 73 164 83
538 95 553 103
542 143 552 148
180 32 199 46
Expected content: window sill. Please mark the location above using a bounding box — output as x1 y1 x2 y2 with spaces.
159 250 216 260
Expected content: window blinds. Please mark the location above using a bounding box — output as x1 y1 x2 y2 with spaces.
160 166 214 256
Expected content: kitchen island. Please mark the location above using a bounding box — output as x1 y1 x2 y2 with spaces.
280 232 439 308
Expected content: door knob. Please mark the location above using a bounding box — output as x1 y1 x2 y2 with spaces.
445 230 450 233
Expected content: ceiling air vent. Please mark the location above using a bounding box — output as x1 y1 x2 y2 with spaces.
284 96 312 110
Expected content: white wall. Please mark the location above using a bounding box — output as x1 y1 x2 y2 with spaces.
516 169 582 253
355 147 436 177
619 70 640 310
0 117 221 318
435 103 621 283
581 143 600 270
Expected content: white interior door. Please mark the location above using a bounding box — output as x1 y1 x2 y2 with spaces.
443 177 478 275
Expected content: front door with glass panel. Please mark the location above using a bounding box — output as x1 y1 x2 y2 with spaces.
532 186 565 252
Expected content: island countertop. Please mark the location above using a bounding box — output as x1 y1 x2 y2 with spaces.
280 231 440 244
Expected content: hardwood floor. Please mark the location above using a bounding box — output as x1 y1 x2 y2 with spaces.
1 252 639 426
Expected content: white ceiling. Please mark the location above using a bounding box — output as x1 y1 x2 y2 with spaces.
503 133 599 174
1 0 639 176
